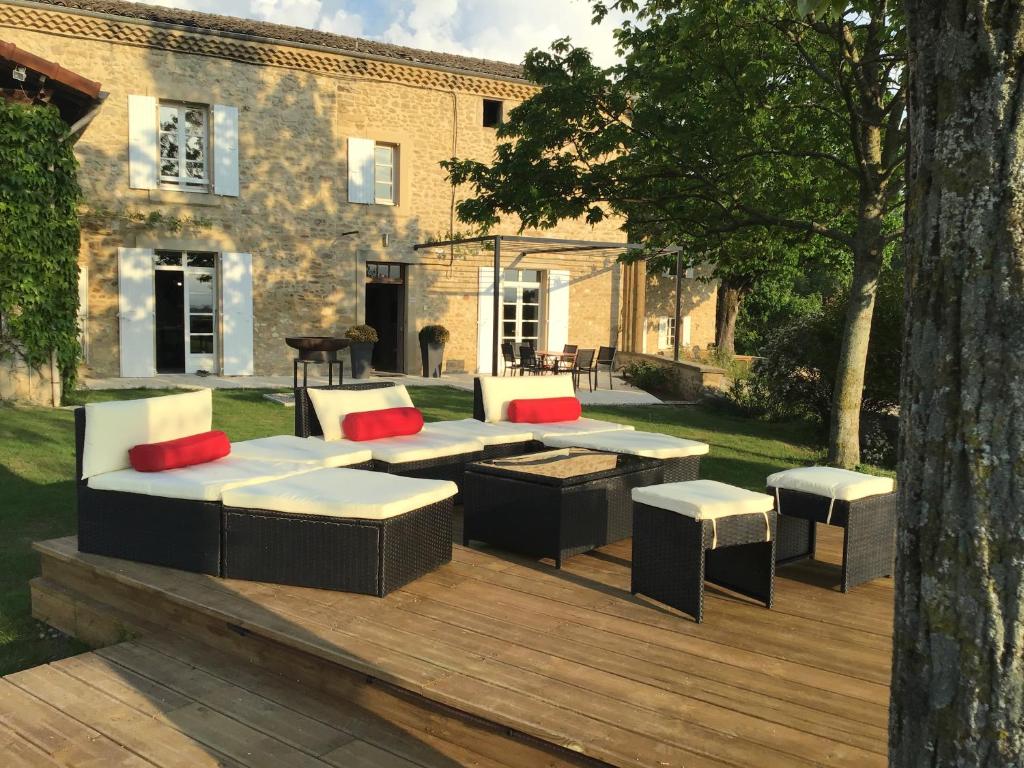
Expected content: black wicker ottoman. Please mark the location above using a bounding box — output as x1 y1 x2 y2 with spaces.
767 467 896 592
463 448 663 568
221 468 457 596
541 429 708 482
631 481 777 623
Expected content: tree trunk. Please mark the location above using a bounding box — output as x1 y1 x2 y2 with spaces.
891 3 1024 766
715 280 744 357
827 229 884 468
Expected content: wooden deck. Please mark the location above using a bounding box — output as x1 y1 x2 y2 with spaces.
23 524 894 767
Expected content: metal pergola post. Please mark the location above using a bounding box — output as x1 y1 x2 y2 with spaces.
673 250 682 362
492 236 501 377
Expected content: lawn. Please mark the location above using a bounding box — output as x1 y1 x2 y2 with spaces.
1 385 836 677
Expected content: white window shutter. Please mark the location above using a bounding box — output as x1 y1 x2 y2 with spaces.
657 317 669 349
685 267 695 279
213 104 239 197
347 137 376 204
547 270 570 352
128 95 158 190
682 315 692 346
221 252 254 375
477 266 497 374
117 248 156 376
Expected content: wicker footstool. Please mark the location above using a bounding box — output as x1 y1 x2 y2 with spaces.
631 480 776 623
221 468 457 596
768 467 896 592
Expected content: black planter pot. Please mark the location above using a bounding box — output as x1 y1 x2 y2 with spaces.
349 342 374 379
420 341 445 378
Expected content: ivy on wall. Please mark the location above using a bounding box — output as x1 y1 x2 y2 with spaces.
0 101 82 393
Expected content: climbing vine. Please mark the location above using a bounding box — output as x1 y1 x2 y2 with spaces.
0 101 82 393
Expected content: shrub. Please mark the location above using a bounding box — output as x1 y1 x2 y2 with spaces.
344 324 378 343
0 102 82 393
418 325 450 344
622 360 670 392
726 265 904 465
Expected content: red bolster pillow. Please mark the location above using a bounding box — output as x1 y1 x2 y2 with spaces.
343 407 424 441
507 397 582 423
129 430 231 472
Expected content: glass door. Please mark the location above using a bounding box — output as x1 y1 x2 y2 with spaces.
153 251 217 374
501 269 542 352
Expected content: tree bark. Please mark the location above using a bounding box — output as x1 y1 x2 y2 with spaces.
828 203 886 468
715 280 744 357
891 2 1024 765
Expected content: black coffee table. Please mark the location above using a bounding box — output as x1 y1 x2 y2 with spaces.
462 448 663 567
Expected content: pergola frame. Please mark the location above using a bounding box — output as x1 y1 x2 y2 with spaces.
412 235 682 376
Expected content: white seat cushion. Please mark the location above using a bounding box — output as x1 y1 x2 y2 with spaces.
307 386 415 441
529 418 634 441
542 430 709 459
230 435 372 468
766 466 894 501
632 480 774 520
477 375 576 423
425 419 536 446
81 389 213 479
221 468 458 520
364 428 484 464
87 456 316 502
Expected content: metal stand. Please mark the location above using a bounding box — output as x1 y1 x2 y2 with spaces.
293 359 344 389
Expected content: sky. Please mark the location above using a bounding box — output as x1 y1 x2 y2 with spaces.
147 0 628 67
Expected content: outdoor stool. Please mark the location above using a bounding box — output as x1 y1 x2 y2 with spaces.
631 480 776 623
768 466 896 592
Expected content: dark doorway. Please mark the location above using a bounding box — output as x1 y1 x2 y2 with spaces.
365 263 405 373
155 270 186 373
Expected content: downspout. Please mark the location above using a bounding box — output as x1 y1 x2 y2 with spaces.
448 89 458 276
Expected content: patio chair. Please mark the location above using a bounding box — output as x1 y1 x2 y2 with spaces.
519 345 545 375
595 346 616 389
501 342 521 376
572 348 597 392
553 344 578 374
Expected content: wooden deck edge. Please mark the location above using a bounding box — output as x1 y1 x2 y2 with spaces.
32 538 606 768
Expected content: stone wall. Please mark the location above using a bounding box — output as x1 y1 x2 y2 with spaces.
3 8 627 378
0 350 61 406
615 350 725 402
642 264 718 355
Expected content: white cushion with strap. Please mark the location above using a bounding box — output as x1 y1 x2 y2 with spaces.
632 480 774 547
767 466 894 502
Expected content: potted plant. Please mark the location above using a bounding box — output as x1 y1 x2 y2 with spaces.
418 325 449 378
345 324 378 379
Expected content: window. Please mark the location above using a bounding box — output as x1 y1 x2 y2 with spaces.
502 269 542 349
666 316 677 348
158 102 210 192
366 262 403 283
483 99 504 128
374 143 396 204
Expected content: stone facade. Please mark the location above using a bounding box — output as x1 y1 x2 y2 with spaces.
2 1 715 378
642 265 718 357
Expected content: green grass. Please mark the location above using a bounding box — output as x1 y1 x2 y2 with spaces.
0 385 854 676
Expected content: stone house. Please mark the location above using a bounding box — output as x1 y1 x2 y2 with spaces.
1 0 717 378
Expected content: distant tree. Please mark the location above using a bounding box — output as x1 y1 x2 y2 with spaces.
891 1 1024 763
445 0 905 468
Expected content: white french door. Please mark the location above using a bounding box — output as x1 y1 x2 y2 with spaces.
154 251 217 373
501 269 542 351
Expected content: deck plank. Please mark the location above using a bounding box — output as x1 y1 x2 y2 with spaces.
30 533 896 767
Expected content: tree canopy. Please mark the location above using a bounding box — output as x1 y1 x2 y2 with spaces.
445 0 906 466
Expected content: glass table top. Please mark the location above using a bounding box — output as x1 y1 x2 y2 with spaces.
469 448 659 486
